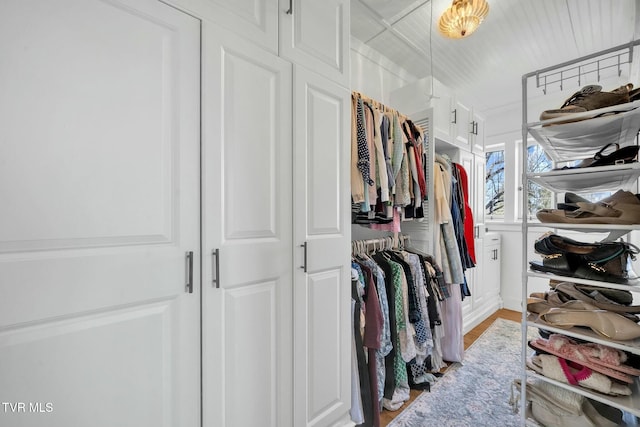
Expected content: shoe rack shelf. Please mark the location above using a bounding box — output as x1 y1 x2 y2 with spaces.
528 371 640 418
527 270 640 292
528 101 640 163
528 162 640 193
525 313 640 356
520 39 640 426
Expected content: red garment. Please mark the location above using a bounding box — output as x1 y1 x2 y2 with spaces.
455 163 476 264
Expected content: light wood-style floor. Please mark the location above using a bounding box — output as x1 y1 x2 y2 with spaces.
380 308 522 426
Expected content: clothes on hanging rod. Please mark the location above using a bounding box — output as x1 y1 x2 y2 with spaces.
349 239 449 426
351 92 428 230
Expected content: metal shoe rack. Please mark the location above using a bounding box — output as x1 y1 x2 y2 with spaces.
520 39 640 426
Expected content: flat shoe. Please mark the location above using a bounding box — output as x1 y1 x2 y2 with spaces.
539 307 640 340
529 260 630 284
554 282 640 314
537 200 640 224
527 298 598 315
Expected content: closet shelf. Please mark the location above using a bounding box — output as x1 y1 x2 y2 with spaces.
527 101 640 163
526 222 640 232
525 371 640 418
527 270 640 292
526 314 640 355
527 162 640 193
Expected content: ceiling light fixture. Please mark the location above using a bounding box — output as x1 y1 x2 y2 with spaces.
438 0 489 39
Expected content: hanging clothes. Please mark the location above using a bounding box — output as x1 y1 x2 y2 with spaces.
350 238 452 422
455 163 477 264
350 92 428 228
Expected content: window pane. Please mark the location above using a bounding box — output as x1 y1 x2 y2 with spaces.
527 145 553 217
485 150 505 217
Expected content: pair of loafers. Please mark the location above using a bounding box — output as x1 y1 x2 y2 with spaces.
529 232 638 284
537 190 640 225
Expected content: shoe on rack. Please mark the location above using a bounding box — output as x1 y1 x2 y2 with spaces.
527 354 632 396
560 143 640 169
528 335 638 383
533 232 637 279
536 196 640 225
557 190 640 211
540 83 633 122
554 282 640 314
539 306 640 340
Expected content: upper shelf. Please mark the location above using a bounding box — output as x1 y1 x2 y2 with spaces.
527 162 640 192
527 101 640 163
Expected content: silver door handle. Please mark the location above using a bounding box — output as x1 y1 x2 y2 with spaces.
212 248 220 288
185 251 193 294
300 242 307 273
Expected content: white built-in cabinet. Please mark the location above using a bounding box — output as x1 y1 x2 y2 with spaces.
0 1 351 427
1 1 202 426
172 0 352 426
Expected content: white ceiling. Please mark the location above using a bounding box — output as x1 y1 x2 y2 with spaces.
351 0 640 115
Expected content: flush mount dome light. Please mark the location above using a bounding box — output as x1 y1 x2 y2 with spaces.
438 0 489 39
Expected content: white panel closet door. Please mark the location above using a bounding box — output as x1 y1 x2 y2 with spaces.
292 65 351 427
279 0 350 87
201 24 293 427
0 1 201 426
166 0 278 53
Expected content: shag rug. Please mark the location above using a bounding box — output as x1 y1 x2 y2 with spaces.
388 318 527 427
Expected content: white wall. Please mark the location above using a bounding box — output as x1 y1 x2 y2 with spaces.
350 37 416 105
350 36 418 244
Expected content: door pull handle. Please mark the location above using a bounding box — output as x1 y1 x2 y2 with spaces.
185 251 194 293
300 242 307 273
212 248 220 288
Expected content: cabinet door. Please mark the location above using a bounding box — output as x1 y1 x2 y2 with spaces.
432 92 455 144
0 1 201 426
473 154 486 226
292 66 352 427
202 25 293 427
280 0 350 86
453 100 472 150
167 0 279 53
483 240 501 298
471 112 485 154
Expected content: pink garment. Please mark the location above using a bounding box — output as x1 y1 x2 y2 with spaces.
369 208 401 232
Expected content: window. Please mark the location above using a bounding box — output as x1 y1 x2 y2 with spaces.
485 149 505 217
526 144 553 218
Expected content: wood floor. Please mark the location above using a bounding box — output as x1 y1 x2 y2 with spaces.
380 308 522 426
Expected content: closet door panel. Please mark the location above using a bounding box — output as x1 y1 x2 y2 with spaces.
202 25 293 427
279 0 350 86
0 1 201 426
306 270 342 417
223 282 278 427
293 66 351 427
167 0 278 53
